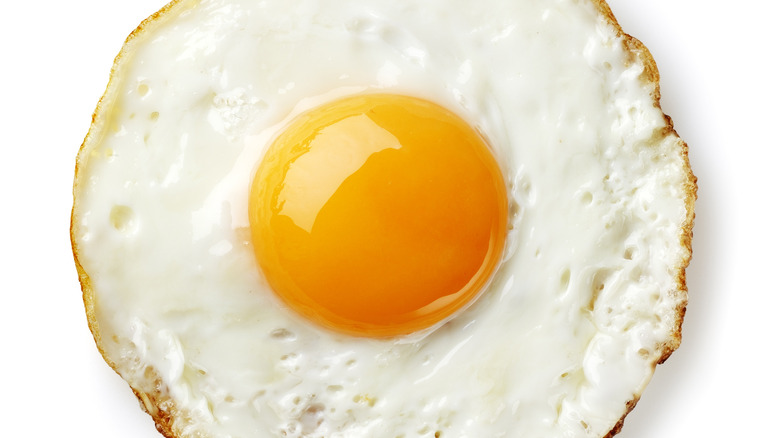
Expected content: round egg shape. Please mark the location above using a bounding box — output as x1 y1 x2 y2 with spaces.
71 0 696 437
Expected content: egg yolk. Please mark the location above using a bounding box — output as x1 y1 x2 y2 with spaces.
249 94 507 337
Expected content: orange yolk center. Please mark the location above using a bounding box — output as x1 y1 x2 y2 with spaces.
249 94 507 337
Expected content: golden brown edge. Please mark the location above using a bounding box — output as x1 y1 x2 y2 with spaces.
591 0 698 436
70 1 187 437
70 1 698 437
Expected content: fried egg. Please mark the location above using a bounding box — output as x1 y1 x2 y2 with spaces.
71 0 695 437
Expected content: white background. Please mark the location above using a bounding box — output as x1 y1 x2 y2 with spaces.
1 0 776 436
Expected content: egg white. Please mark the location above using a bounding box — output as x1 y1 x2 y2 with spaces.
72 0 694 437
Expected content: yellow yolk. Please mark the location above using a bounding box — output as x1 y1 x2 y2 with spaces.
249 94 507 337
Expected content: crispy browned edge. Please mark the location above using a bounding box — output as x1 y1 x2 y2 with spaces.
70 1 697 437
71 2 185 437
591 0 697 436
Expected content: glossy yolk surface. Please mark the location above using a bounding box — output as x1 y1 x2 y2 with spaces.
249 94 507 337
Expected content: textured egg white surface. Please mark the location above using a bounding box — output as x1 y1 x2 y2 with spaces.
72 0 690 437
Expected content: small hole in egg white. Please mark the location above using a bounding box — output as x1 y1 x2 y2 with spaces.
580 191 593 205
137 83 150 97
508 198 520 218
282 423 300 435
109 205 136 233
300 403 325 433
591 270 609 292
352 395 376 407
270 328 295 340
623 247 635 260
588 270 609 311
559 269 571 292
150 111 160 121
435 431 442 438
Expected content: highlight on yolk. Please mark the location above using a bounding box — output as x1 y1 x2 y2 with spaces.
249 93 507 337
